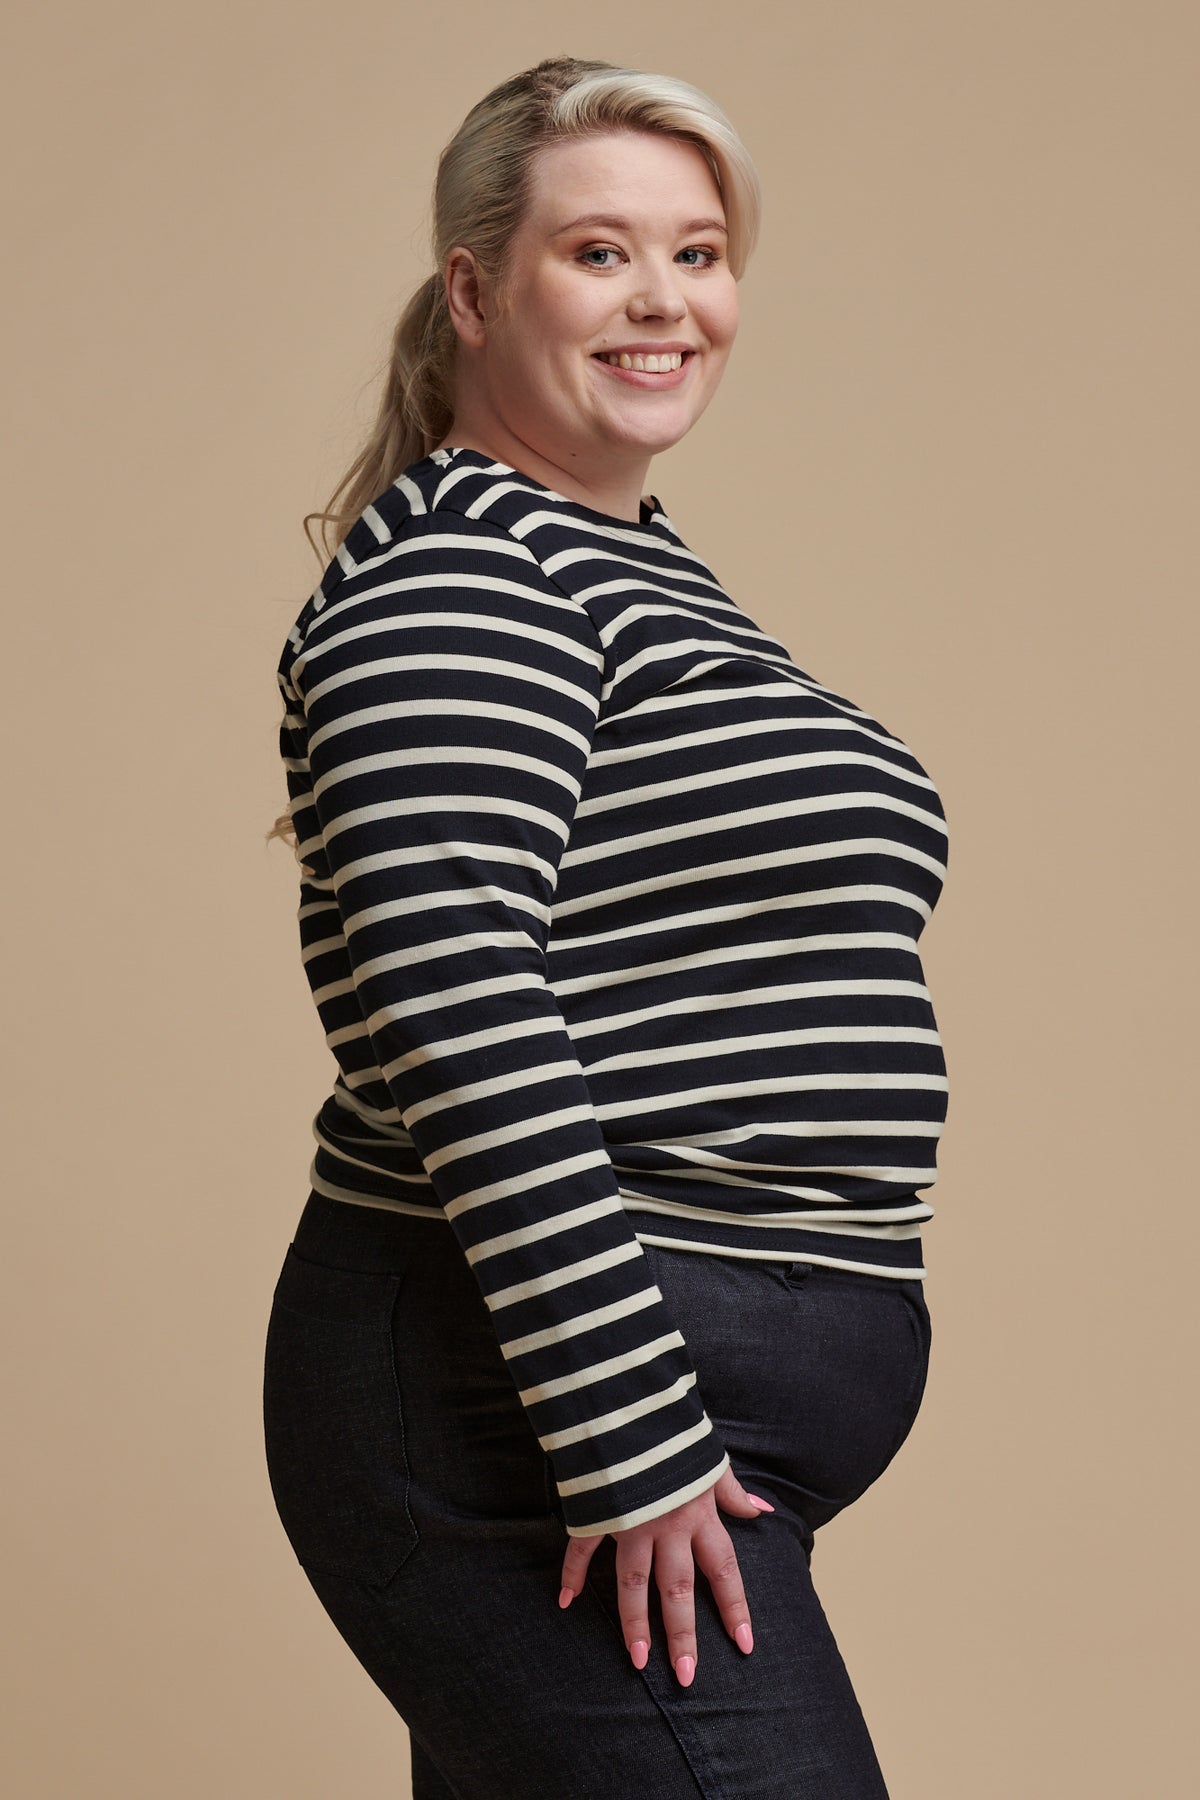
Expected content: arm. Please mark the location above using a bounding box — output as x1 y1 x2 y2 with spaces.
293 516 730 1537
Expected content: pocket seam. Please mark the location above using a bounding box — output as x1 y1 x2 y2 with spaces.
384 1279 420 1581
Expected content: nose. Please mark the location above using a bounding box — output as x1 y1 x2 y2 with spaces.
626 255 688 323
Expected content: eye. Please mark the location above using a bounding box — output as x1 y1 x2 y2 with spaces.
575 242 723 272
577 245 624 269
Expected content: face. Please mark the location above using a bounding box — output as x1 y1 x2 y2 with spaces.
457 130 739 476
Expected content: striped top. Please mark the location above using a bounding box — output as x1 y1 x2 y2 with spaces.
275 446 950 1536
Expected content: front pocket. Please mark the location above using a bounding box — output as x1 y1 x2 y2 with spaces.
262 1244 419 1587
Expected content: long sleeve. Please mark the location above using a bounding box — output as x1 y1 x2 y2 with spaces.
291 515 730 1536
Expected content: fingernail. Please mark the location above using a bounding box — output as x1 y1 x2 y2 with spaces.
735 1622 754 1654
558 1587 574 1609
746 1493 775 1512
630 1639 649 1669
675 1655 695 1687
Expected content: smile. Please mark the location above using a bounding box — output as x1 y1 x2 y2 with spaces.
591 350 694 389
597 351 686 371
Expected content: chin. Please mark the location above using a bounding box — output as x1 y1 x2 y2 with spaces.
605 410 698 454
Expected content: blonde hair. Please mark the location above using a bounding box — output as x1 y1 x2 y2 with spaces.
267 56 761 862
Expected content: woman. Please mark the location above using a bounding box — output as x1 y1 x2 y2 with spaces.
263 55 946 1800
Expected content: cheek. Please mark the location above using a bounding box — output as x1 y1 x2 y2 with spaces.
496 326 568 396
529 271 598 349
711 283 739 348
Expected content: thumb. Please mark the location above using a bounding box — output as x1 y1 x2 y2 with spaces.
712 1465 775 1517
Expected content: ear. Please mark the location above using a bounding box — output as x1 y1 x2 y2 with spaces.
443 247 489 351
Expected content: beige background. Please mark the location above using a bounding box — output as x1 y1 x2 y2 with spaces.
5 2 1196 1794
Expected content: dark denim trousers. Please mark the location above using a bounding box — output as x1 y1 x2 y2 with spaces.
262 1190 932 1799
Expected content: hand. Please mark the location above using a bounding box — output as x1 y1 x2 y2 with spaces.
556 1467 775 1687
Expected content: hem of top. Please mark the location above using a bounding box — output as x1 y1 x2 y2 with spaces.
562 1449 733 1539
622 1202 930 1278
306 1167 932 1279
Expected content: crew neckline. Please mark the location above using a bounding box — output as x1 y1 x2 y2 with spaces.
430 446 669 536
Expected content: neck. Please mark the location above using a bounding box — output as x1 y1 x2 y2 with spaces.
430 417 653 524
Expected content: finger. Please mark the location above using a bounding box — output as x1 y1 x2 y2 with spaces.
612 1534 655 1671
654 1539 699 1687
695 1523 754 1655
558 1533 601 1607
712 1464 775 1518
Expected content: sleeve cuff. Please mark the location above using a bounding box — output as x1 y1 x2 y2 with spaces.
559 1444 732 1538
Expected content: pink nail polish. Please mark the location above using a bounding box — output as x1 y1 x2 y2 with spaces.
558 1586 574 1609
675 1655 696 1687
746 1493 775 1512
735 1622 754 1653
630 1639 649 1669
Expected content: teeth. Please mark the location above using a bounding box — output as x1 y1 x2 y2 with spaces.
600 351 685 372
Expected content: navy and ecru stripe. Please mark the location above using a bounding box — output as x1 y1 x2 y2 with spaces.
275 447 949 1535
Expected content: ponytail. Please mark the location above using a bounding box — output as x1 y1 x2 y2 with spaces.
300 272 457 567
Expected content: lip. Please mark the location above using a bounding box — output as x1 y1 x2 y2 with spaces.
595 342 699 357
591 346 697 389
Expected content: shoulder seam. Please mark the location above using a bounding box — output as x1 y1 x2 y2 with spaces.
504 522 612 685
406 506 611 674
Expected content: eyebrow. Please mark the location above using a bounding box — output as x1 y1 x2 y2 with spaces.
549 212 729 238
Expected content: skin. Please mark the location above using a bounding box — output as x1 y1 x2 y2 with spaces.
433 127 774 1688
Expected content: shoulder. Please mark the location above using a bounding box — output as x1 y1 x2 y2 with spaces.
294 505 605 681
299 509 575 649
333 504 554 588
